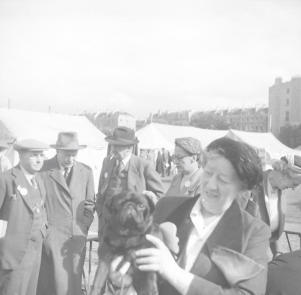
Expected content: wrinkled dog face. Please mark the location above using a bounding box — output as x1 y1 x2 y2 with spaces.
108 192 155 236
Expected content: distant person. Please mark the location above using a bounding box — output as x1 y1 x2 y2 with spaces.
0 139 49 295
37 132 95 295
166 137 203 197
0 141 12 173
156 149 164 176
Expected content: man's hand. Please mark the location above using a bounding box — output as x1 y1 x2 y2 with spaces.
84 199 95 217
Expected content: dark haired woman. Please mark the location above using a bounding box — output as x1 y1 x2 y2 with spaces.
135 137 270 295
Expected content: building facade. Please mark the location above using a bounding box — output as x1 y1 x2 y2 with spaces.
269 76 301 136
225 107 268 132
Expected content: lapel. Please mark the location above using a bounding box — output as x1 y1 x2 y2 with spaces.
11 166 36 212
127 155 140 191
48 157 70 195
69 162 82 197
165 198 198 256
36 174 46 202
190 200 243 275
101 157 117 195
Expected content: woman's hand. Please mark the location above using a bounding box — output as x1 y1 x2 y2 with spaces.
135 234 181 280
135 234 194 294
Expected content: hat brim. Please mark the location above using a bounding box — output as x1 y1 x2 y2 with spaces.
50 144 87 150
105 136 139 146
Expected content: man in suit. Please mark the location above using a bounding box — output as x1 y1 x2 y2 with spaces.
0 139 49 295
96 126 165 224
166 137 203 198
37 132 95 295
91 126 164 294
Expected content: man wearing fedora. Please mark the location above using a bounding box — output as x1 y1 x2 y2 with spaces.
96 126 164 223
91 126 164 294
0 139 49 295
37 132 95 295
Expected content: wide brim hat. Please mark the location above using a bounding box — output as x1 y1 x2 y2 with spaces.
14 139 49 152
105 126 139 146
50 132 86 150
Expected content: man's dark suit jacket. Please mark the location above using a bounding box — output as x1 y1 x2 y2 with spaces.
0 166 46 269
96 154 165 217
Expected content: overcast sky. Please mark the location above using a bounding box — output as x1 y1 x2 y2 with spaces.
0 0 300 119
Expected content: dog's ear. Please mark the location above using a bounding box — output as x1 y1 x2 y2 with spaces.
144 193 155 214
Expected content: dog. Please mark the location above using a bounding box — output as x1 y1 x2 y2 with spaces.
90 191 178 295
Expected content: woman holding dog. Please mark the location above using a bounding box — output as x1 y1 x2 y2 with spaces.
135 137 270 295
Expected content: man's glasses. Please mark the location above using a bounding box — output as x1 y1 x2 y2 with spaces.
172 154 190 161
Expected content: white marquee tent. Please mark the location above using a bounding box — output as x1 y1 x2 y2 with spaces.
136 123 228 151
136 123 301 161
226 129 301 160
0 108 107 186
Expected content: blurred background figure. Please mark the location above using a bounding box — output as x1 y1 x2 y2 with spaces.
165 137 203 197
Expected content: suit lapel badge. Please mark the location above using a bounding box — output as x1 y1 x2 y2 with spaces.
17 185 28 196
10 193 17 200
104 172 108 179
184 180 191 188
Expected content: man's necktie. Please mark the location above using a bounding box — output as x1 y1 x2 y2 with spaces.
64 168 71 185
31 176 38 189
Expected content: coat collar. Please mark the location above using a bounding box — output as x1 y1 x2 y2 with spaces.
47 156 81 196
165 198 244 272
11 166 38 211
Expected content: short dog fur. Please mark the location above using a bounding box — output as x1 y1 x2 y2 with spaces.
90 191 163 295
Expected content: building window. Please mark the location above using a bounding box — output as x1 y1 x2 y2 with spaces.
286 88 290 94
285 111 289 121
286 99 289 106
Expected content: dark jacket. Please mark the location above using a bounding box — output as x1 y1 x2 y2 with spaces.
154 196 271 295
0 166 46 269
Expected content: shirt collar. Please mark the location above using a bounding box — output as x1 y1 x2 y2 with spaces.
190 197 224 235
121 153 132 167
20 165 35 181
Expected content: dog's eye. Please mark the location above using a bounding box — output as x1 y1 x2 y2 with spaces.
138 204 145 209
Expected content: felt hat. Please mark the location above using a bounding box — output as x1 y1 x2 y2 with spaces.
14 139 49 152
105 126 139 146
50 132 86 150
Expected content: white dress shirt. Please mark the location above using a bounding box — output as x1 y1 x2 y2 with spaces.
181 199 223 271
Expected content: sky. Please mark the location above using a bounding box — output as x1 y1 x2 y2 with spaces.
0 0 301 119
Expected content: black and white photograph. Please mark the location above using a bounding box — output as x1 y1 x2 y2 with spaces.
1 0 301 294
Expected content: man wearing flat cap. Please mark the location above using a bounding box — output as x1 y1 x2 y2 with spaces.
0 139 49 295
37 132 95 295
91 126 164 293
166 137 203 198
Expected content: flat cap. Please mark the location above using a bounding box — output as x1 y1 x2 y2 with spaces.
14 139 49 152
175 137 202 155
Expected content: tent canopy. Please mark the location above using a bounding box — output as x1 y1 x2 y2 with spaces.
226 129 301 159
136 123 228 151
136 123 301 161
0 108 107 187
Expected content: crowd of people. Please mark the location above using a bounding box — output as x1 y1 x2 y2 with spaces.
1 126 301 295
